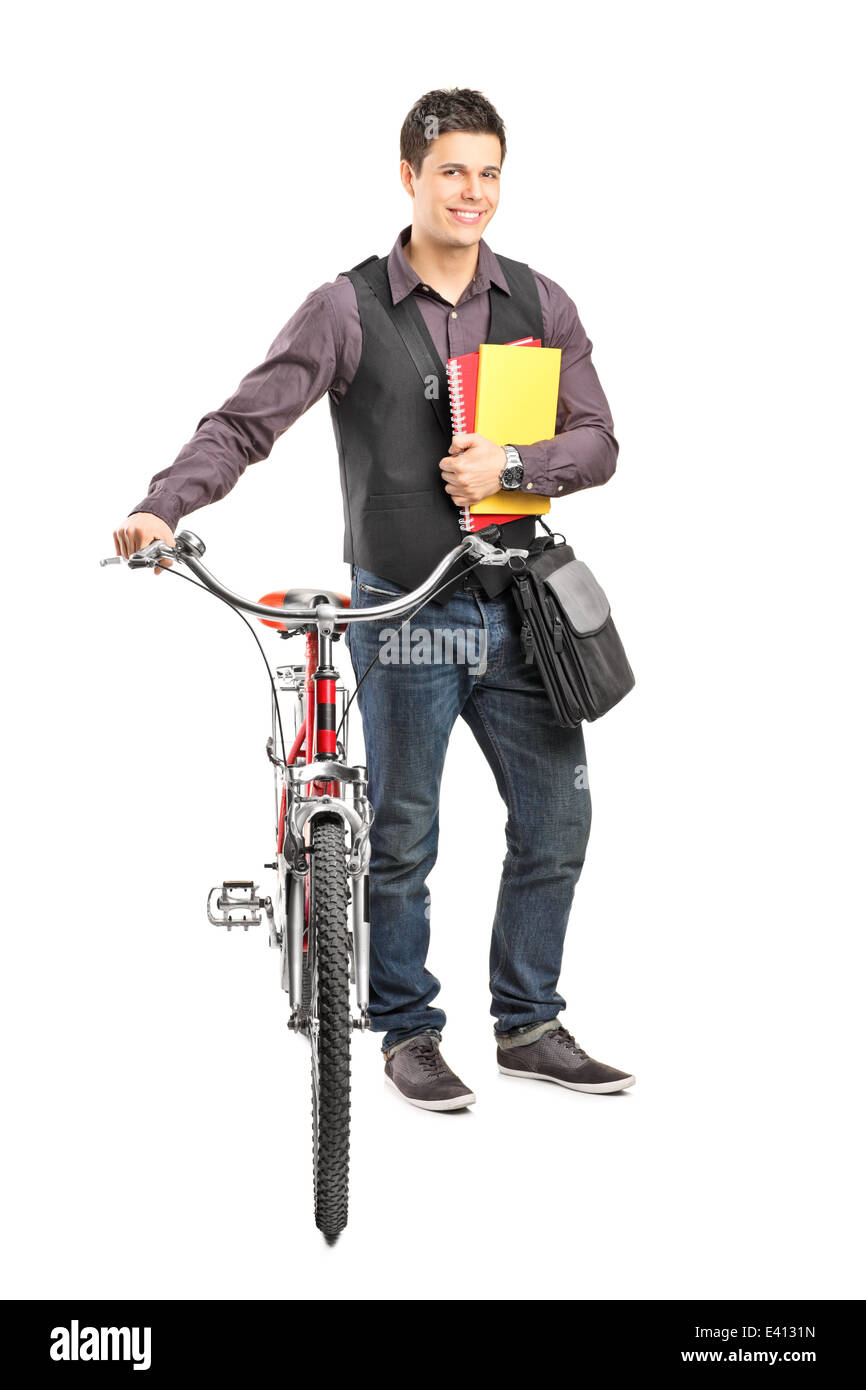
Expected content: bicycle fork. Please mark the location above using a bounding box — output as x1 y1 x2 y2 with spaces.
282 759 373 1032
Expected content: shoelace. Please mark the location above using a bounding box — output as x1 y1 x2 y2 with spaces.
550 1028 590 1062
406 1035 449 1078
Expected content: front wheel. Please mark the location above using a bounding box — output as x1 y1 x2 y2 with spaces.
308 816 351 1241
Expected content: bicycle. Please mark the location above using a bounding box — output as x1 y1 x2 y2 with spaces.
101 526 528 1241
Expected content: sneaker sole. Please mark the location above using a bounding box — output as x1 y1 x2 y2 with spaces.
498 1065 635 1094
384 1075 476 1111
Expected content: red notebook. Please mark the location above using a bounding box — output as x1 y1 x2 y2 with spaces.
445 337 541 532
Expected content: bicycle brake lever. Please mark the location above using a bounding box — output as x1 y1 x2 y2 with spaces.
463 536 529 567
127 541 177 569
101 530 204 570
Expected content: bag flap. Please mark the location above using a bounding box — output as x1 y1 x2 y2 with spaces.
544 557 611 637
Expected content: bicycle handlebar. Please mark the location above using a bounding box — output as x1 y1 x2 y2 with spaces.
101 529 530 627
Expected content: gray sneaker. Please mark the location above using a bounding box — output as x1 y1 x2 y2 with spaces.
497 1026 635 1094
384 1033 477 1111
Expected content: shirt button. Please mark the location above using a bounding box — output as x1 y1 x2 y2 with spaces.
557 484 563 491
525 482 533 490
421 285 429 291
450 310 458 319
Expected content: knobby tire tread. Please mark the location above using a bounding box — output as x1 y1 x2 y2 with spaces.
310 817 351 1239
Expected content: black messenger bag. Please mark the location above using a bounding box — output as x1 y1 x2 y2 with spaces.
509 532 636 726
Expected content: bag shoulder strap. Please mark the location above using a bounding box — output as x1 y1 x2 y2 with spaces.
341 255 452 442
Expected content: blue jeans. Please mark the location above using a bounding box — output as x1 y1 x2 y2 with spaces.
346 564 592 1055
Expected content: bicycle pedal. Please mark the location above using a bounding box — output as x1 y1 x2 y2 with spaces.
207 880 266 930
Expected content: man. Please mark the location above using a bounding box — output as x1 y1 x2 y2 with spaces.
114 87 635 1110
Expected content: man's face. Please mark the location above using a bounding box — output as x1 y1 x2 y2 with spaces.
401 130 502 247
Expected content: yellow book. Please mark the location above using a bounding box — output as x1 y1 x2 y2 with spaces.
469 343 562 515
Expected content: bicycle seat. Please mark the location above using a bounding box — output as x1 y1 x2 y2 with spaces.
258 588 351 634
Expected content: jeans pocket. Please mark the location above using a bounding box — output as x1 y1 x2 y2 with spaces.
355 567 405 601
359 581 403 598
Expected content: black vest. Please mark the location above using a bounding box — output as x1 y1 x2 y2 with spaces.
328 250 545 606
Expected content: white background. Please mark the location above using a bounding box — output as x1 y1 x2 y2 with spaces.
3 0 863 1300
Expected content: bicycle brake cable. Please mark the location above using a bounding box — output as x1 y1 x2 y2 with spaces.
334 553 491 746
153 561 289 767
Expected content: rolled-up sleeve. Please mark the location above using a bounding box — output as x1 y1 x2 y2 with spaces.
517 271 619 498
129 280 357 530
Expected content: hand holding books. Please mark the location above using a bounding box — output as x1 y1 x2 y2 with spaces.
439 432 508 506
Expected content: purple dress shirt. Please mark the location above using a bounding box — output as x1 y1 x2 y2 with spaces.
130 225 619 531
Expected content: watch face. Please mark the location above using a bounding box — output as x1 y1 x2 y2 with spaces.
501 465 522 489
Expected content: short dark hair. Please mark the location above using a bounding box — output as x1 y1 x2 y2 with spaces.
400 88 507 176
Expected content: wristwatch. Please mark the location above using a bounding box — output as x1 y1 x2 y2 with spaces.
499 444 524 490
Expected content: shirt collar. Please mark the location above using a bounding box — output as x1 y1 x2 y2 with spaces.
387 224 511 304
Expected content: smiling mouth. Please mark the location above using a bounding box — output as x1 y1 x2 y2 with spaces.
447 208 485 224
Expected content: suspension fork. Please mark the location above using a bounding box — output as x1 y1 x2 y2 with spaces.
284 767 373 1025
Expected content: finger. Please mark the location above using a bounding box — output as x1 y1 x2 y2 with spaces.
113 530 121 558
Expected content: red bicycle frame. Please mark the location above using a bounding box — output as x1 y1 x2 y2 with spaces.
276 630 342 856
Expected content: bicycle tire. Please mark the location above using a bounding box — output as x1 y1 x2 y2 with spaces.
309 815 351 1241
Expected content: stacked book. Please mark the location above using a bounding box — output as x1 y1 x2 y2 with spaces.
445 337 561 532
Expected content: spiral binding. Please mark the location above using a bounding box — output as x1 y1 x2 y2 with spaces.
446 357 467 434
446 358 474 532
